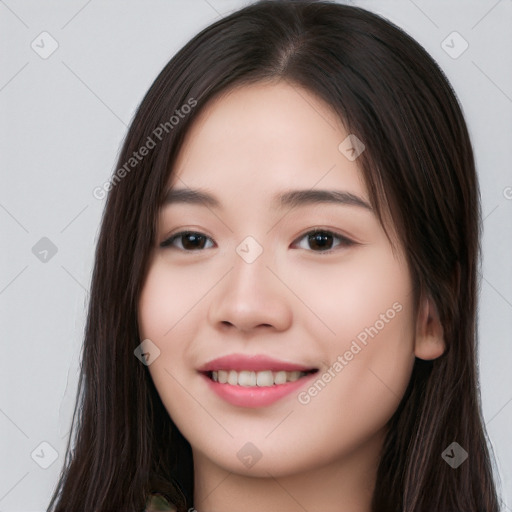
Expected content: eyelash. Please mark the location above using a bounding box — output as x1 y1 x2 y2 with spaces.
159 229 355 254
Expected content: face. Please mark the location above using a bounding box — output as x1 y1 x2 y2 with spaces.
138 81 418 479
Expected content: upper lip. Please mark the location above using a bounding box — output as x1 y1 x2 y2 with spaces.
197 354 317 372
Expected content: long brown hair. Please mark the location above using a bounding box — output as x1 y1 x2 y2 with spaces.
47 1 500 511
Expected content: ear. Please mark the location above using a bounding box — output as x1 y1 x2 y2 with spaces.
414 294 446 360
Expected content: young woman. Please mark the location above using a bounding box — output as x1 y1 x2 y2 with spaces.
47 1 500 511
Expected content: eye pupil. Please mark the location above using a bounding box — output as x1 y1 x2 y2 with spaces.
182 233 206 250
309 232 333 251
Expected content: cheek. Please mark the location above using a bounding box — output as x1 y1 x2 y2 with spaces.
138 258 205 340
137 259 213 413
296 313 415 466
291 243 413 343
292 248 416 445
139 262 169 339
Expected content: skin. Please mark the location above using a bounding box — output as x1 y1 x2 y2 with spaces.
138 80 445 512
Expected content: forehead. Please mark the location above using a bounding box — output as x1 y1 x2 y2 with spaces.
169 81 367 203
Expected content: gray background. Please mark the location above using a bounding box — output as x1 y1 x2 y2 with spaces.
1 0 511 510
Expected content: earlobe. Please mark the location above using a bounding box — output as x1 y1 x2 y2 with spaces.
414 294 446 360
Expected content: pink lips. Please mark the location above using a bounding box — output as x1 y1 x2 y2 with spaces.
198 354 318 408
198 354 315 372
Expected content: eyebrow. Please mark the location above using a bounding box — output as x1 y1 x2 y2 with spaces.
162 188 373 212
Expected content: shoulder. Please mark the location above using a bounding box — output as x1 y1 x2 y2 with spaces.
144 493 177 512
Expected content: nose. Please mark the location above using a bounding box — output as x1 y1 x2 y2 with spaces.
207 248 293 335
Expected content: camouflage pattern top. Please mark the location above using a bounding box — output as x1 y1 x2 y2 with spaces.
144 493 177 511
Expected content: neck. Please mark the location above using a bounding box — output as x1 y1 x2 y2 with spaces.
192 429 384 512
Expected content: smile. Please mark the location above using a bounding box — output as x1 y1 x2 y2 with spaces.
198 354 318 407
209 369 314 386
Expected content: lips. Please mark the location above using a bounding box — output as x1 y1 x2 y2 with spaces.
197 354 318 407
197 354 317 373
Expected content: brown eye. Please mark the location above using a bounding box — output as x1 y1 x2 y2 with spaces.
293 230 354 253
160 231 214 251
308 232 334 251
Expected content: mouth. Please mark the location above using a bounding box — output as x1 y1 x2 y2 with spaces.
204 369 318 387
197 354 319 408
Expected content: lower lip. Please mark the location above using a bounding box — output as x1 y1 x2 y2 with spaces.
200 372 317 408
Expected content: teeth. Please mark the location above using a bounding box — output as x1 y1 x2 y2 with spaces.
238 370 256 386
274 371 287 385
228 370 238 385
210 369 309 386
288 371 301 382
256 370 273 386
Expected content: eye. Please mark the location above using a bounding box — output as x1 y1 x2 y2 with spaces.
160 229 355 253
160 231 215 251
292 229 355 253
